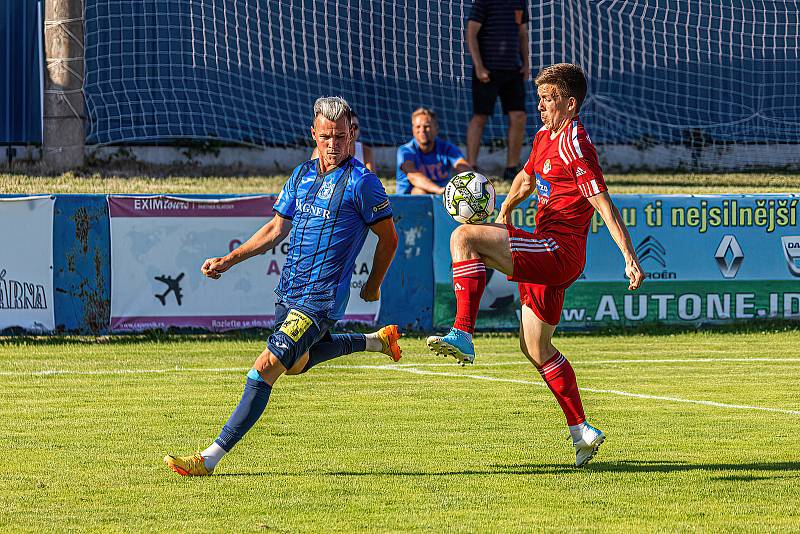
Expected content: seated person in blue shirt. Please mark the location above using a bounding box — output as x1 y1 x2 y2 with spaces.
396 107 473 195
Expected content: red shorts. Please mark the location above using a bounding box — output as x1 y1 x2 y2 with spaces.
506 225 585 326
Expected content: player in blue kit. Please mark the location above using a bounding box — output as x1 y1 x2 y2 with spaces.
164 97 402 476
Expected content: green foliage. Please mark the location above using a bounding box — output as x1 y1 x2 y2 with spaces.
2 332 799 532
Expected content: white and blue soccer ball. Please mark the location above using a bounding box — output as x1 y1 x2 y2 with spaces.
443 171 496 224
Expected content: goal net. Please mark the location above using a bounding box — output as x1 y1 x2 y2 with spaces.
540 1 800 170
84 0 800 170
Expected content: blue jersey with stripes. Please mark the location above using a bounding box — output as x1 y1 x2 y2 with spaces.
273 156 393 320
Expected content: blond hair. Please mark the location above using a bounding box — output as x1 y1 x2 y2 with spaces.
411 107 438 125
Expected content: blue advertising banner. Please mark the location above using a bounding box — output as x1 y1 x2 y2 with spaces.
433 194 800 329
6 193 435 335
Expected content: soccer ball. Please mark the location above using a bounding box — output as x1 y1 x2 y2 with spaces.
443 172 496 224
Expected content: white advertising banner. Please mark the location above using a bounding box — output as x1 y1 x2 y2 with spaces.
108 195 380 332
0 196 55 332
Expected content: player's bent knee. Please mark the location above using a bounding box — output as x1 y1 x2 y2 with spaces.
284 352 310 375
451 224 477 246
252 349 287 384
452 224 501 256
450 225 478 259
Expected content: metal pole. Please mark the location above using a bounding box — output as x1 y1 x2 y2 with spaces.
42 0 85 171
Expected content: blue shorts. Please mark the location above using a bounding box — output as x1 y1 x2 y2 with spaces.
267 303 336 370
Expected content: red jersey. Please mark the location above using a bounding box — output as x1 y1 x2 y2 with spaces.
522 117 607 237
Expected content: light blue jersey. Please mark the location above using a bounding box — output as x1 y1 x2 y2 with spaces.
395 138 465 194
273 156 392 320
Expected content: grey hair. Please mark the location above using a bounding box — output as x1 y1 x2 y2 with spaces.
313 96 351 124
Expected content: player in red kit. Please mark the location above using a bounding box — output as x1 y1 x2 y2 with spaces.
427 63 644 466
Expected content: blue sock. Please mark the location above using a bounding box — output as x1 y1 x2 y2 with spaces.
301 334 367 373
214 369 272 451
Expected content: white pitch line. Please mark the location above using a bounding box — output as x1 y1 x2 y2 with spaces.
2 356 800 377
371 365 800 416
361 356 800 368
2 362 799 416
0 366 249 377
572 357 800 365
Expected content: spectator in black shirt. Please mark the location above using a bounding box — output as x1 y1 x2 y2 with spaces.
466 0 530 181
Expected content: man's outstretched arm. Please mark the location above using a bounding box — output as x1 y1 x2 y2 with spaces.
360 217 399 301
402 161 446 194
587 192 644 290
201 215 293 279
495 169 535 224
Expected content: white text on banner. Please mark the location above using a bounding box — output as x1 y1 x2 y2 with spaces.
0 196 55 332
108 196 380 332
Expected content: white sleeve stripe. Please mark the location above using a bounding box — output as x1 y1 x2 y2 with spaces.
561 128 573 162
561 130 576 163
577 180 602 197
571 126 584 158
569 124 578 160
570 124 583 159
558 134 569 164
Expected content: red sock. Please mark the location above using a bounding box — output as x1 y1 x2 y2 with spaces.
538 352 586 425
452 259 486 334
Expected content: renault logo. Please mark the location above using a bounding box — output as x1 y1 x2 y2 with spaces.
714 235 743 278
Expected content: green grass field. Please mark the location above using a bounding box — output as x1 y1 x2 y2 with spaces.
3 332 800 532
2 170 800 195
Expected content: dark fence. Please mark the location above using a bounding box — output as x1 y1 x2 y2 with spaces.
84 1 800 148
1 0 43 145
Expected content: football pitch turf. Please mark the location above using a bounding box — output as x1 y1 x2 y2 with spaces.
2 332 800 532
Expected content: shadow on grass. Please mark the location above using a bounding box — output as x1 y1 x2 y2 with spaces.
214 460 800 478
321 460 800 477
576 460 800 475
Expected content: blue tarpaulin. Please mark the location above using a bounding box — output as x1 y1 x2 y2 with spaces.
0 0 43 145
